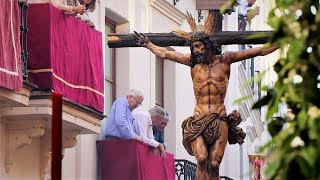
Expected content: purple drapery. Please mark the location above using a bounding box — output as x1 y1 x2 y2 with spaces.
27 3 104 112
0 0 23 91
97 139 175 180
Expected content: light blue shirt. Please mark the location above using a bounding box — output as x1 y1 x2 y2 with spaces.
105 97 137 139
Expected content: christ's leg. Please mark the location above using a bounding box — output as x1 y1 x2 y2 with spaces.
190 135 209 180
208 121 229 180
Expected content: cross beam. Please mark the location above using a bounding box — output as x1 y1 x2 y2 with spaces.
107 31 273 48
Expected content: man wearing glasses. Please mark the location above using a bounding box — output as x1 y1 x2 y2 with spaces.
132 106 171 158
105 89 144 142
153 111 170 149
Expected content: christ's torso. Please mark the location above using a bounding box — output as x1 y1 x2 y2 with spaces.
191 56 230 116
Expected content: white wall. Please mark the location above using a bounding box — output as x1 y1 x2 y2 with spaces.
62 134 99 179
163 60 177 154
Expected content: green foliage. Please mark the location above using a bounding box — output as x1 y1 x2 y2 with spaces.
261 0 320 179
229 0 320 179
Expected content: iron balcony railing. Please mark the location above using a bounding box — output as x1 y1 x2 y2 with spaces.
175 159 197 180
175 159 234 180
220 176 234 180
18 1 28 80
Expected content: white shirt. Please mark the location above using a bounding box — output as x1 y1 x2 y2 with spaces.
238 0 249 16
132 111 160 148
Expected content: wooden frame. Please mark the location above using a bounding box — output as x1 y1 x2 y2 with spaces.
196 0 228 10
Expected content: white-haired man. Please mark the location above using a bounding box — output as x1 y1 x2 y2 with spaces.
153 111 170 147
105 89 144 142
132 106 170 158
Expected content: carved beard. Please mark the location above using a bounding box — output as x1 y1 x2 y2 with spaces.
193 49 210 65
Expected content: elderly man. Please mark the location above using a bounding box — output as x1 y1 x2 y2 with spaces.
105 89 144 142
153 111 170 149
132 106 170 158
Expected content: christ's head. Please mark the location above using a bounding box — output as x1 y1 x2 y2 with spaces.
189 35 221 67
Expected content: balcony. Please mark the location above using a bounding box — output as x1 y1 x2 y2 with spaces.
97 140 175 180
0 2 104 178
97 139 234 180
27 3 104 113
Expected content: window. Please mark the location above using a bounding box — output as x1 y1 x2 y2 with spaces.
105 21 115 114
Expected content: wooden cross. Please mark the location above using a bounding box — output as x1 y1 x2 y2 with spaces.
108 30 273 48
107 0 273 48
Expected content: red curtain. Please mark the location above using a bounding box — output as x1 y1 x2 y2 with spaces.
27 4 104 112
97 140 175 180
0 0 23 90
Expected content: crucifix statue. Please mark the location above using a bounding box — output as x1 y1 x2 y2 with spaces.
107 2 277 179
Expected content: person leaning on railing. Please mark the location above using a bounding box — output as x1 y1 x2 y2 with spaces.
104 89 144 143
62 0 96 28
132 106 170 159
28 0 86 15
237 0 260 31
153 111 170 150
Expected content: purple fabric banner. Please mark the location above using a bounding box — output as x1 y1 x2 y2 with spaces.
0 0 23 90
28 3 104 112
98 139 175 180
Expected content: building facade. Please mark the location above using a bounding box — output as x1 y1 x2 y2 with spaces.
0 0 278 179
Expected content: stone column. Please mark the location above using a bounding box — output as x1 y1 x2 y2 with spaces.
40 131 79 180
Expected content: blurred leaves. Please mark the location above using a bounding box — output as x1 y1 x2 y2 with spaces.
268 117 285 137
239 0 320 179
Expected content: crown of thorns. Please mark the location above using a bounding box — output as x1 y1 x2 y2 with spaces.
173 11 214 43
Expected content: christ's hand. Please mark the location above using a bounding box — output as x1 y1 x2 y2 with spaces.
133 31 150 47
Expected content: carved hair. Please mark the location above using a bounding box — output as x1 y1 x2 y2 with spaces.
189 36 222 68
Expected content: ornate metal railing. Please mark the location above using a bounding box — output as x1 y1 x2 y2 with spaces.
175 159 197 180
173 0 180 6
220 176 234 180
18 1 28 80
175 159 234 180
